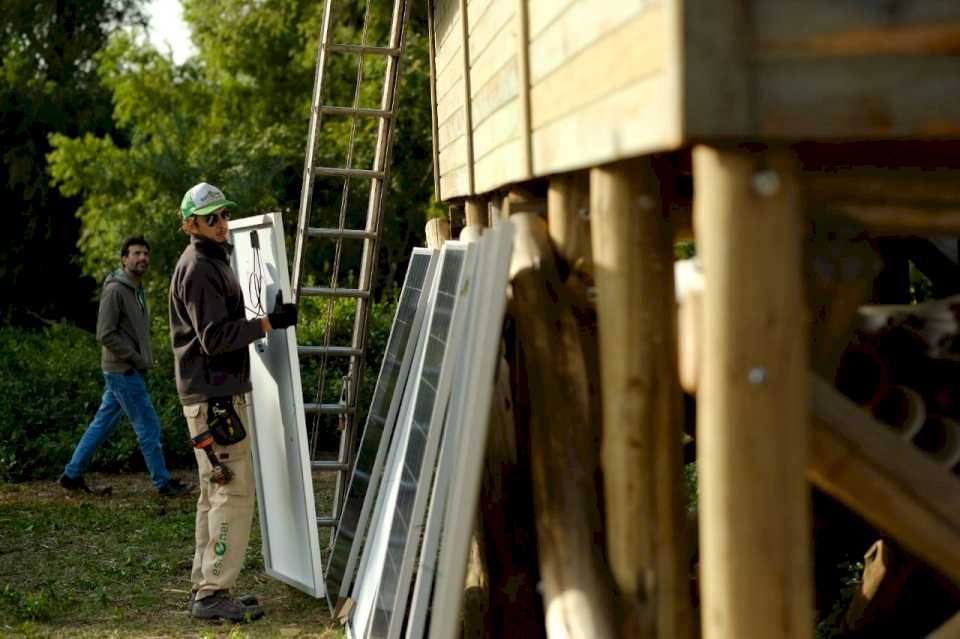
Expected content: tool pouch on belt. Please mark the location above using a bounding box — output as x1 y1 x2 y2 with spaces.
207 397 247 446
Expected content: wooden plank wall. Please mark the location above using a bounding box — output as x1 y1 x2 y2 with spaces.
434 0 473 199
526 0 679 177
467 0 530 193
431 0 960 200
750 0 960 139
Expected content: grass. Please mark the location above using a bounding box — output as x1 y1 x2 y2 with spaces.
0 473 343 638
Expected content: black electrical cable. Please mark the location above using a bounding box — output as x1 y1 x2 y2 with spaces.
245 230 266 317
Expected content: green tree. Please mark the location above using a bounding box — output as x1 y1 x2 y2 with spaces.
0 0 147 327
48 0 435 311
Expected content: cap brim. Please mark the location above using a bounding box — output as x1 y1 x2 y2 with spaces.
191 200 237 218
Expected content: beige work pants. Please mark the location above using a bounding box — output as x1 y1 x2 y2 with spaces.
182 395 256 600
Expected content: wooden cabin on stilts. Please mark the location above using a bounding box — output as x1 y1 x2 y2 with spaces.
422 0 960 637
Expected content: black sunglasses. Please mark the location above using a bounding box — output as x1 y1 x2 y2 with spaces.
202 210 232 226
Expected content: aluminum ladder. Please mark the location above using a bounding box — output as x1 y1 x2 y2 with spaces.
291 0 411 532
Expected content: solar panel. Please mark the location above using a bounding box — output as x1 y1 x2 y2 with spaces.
228 213 324 597
325 248 438 610
410 221 514 639
349 242 474 638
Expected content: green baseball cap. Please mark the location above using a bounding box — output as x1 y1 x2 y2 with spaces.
180 182 237 219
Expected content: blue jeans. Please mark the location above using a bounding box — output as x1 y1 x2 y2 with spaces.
64 371 172 489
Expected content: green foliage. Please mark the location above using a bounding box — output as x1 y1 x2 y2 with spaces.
0 323 191 482
0 0 146 327
0 282 400 480
674 240 696 260
909 260 935 303
815 560 865 639
0 584 53 622
298 286 399 450
684 462 698 512
48 1 435 303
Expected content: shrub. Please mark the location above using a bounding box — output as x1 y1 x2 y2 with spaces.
0 288 400 482
0 323 190 482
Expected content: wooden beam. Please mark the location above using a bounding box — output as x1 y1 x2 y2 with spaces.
693 145 813 639
509 212 616 639
515 0 533 180
477 341 541 639
809 375 960 585
458 0 475 195
590 158 693 639
427 0 442 199
675 285 960 583
547 171 592 277
425 217 451 249
465 197 488 227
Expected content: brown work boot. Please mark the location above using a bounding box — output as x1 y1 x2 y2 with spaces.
190 590 264 622
187 590 258 610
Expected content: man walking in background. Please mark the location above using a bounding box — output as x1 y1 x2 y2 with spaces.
59 235 192 498
169 182 298 622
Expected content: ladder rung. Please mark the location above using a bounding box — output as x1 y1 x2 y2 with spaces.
308 227 378 240
312 460 351 472
304 403 355 415
298 345 362 358
312 166 385 179
327 43 401 57
300 286 370 299
318 105 393 119
317 516 338 527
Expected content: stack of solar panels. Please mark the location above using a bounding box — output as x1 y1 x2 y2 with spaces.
325 221 515 639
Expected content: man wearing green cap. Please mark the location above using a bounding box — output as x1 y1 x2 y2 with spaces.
169 182 298 622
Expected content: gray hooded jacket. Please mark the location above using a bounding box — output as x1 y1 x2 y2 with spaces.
97 269 153 372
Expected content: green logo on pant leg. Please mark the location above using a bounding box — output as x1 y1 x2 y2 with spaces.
212 522 230 575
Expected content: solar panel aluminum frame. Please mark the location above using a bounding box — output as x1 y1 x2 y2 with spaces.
348 300 432 638
348 241 474 639
326 248 439 612
228 213 324 598
408 221 515 639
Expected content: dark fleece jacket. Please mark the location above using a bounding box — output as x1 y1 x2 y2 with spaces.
97 269 153 372
168 236 265 404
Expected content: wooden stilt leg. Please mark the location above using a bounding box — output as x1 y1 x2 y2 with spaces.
591 157 693 639
425 217 451 249
510 212 616 639
693 145 813 639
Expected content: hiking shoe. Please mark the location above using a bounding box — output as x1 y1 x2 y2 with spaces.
188 590 258 610
57 474 92 493
190 590 264 622
57 474 112 496
158 479 193 497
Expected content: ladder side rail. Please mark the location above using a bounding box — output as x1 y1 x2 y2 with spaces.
308 0 377 462
336 0 413 511
292 0 336 298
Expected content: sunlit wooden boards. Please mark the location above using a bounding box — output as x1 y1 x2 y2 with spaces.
434 0 473 199
429 0 960 201
527 0 676 176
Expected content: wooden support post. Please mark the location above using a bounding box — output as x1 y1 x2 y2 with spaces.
590 158 693 639
547 171 600 443
465 197 489 227
425 217 451 250
693 146 813 639
548 172 592 277
477 341 541 639
510 212 616 639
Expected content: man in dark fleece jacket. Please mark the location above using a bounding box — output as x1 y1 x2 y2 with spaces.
169 182 298 623
59 235 191 498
